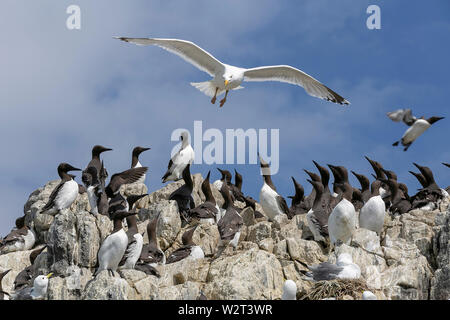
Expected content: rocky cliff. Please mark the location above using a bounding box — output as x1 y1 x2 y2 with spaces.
0 174 449 300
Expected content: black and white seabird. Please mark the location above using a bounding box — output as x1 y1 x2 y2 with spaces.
287 177 308 218
169 164 195 222
162 131 194 183
410 163 448 210
96 209 139 277
11 273 53 300
351 171 371 203
216 182 244 257
359 180 386 234
305 179 331 245
259 155 289 221
82 145 112 214
138 213 165 269
166 225 204 264
213 168 235 201
381 178 411 215
13 246 47 291
0 269 11 300
0 223 36 254
188 171 219 224
391 114 444 151
41 163 81 216
327 182 357 248
303 253 361 281
131 146 150 183
118 194 148 270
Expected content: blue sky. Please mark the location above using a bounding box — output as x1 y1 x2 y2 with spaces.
1 1 449 235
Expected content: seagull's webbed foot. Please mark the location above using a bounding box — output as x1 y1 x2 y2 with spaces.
219 90 229 108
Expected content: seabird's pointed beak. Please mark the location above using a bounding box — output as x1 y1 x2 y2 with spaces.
46 273 53 279
205 171 211 180
413 163 422 170
224 80 229 86
443 163 450 168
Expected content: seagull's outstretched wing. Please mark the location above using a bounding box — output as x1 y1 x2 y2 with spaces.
114 37 225 77
387 108 416 126
243 65 349 105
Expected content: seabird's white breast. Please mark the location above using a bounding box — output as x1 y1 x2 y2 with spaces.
54 180 79 211
259 183 283 221
97 229 129 272
328 198 356 246
359 195 385 234
402 119 430 144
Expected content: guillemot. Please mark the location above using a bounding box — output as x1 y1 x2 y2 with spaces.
410 163 448 210
365 156 388 197
258 155 289 221
287 177 308 218
213 168 235 202
351 171 371 203
327 182 356 249
187 171 219 224
130 146 150 184
215 182 244 258
138 213 165 268
381 178 411 215
169 164 195 223
359 180 386 234
166 225 204 264
0 223 36 254
303 169 321 210
118 194 149 270
162 131 194 183
229 169 245 202
41 163 81 216
305 179 331 245
392 115 444 151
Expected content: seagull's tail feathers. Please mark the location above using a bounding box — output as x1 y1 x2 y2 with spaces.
190 81 224 98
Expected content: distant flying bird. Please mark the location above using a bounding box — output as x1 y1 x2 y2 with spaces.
114 37 350 107
388 109 444 151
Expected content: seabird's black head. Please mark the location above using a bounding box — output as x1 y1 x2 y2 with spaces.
303 169 321 182
307 179 324 195
364 156 386 180
351 171 370 190
58 163 81 173
126 194 148 210
182 225 198 246
217 168 232 183
91 145 113 158
413 163 436 186
15 216 25 229
202 171 215 204
408 171 428 188
234 169 243 190
290 177 305 200
243 196 256 210
132 146 150 157
312 160 330 186
381 168 397 181
427 116 444 125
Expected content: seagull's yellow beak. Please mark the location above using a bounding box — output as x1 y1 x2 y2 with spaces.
46 273 53 279
224 80 229 86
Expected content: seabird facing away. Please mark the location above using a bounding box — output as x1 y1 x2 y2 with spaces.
41 163 81 216
304 253 361 281
259 155 289 221
391 115 444 151
281 280 297 300
114 37 350 107
359 180 386 234
162 131 194 183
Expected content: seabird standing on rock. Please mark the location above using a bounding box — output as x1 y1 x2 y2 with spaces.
115 37 350 107
281 280 297 300
359 180 385 234
118 194 149 270
169 164 195 222
166 226 204 264
391 114 444 151
0 269 11 300
306 179 331 245
11 273 53 300
188 171 219 224
0 222 36 254
138 213 165 268
381 178 411 215
83 145 112 214
41 163 82 216
216 182 244 257
327 182 356 249
13 246 47 291
287 177 308 217
130 146 150 183
410 163 448 210
259 155 289 221
96 209 139 277
162 131 194 183
303 253 361 281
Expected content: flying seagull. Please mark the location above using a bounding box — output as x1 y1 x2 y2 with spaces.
114 37 350 107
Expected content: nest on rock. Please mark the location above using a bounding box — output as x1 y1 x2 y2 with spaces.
299 279 369 300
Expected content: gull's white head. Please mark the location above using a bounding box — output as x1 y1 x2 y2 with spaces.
362 291 377 300
223 66 244 87
281 280 297 300
32 273 52 297
336 253 353 266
